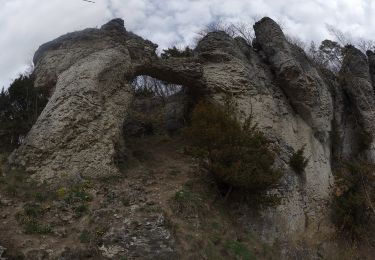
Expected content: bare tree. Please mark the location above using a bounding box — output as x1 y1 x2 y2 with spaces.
356 38 375 53
326 24 375 53
286 35 307 50
194 20 255 46
326 24 352 46
306 39 344 74
132 75 182 100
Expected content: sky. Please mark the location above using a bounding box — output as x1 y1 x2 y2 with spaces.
1 0 375 89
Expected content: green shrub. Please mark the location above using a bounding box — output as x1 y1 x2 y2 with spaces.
21 218 52 234
74 204 89 218
184 101 282 195
16 203 52 234
0 74 48 151
225 240 256 260
79 230 92 243
23 203 44 218
172 182 202 217
289 146 309 174
332 161 375 240
133 87 155 97
62 185 93 204
0 167 54 201
56 184 92 218
161 46 193 59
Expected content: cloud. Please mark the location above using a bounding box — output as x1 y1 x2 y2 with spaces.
1 0 374 88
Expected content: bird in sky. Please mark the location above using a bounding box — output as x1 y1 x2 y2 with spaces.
82 0 95 3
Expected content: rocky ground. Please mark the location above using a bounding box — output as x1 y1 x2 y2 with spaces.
0 134 281 259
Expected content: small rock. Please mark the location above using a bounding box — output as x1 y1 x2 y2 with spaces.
0 245 6 260
0 199 12 206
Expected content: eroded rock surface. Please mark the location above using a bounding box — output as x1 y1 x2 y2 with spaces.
9 19 157 182
340 46 375 162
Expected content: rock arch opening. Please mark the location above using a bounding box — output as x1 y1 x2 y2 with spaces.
115 74 193 171
123 75 192 139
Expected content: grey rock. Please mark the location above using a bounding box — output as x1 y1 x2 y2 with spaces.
8 17 375 252
254 17 333 137
367 50 375 85
0 246 6 260
9 19 157 183
340 46 375 162
164 92 190 134
100 213 177 259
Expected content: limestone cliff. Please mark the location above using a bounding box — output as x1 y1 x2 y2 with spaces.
7 17 375 255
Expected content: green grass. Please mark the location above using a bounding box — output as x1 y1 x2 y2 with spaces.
22 218 52 234
225 240 256 260
56 184 93 218
79 230 92 243
0 167 55 201
172 182 204 217
23 203 44 217
16 203 52 235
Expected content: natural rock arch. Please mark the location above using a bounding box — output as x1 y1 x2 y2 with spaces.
8 18 375 244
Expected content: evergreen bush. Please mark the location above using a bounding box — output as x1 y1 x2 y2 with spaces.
184 100 282 194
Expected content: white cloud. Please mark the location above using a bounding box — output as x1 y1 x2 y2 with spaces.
1 0 374 88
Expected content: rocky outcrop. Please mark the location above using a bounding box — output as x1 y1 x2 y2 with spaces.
9 19 158 182
8 17 375 255
254 17 333 137
339 46 375 162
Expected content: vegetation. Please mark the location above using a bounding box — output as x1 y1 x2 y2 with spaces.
172 180 204 217
0 167 54 201
308 39 344 73
225 240 256 260
170 177 280 259
184 100 282 197
289 146 309 174
332 161 375 241
0 74 48 151
161 46 193 59
16 202 52 234
58 183 93 218
132 75 183 99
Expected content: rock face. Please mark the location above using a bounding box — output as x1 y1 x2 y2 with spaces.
9 20 158 182
339 46 375 162
8 17 375 252
254 18 333 136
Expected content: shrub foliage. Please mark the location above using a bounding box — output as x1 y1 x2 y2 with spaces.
0 74 48 151
184 100 282 193
289 146 309 174
332 161 375 241
161 46 193 59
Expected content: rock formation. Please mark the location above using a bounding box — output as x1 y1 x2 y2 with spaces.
8 17 375 251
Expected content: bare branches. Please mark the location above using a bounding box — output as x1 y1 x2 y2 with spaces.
195 20 255 46
326 24 375 53
286 35 307 50
132 75 183 100
326 24 352 46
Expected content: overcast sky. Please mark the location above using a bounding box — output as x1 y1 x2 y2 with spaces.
1 0 375 88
